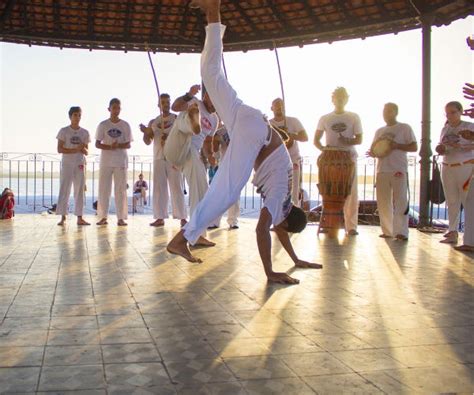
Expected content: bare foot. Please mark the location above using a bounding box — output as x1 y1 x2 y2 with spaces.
167 230 202 263
96 218 108 225
295 261 323 269
57 220 65 226
194 236 216 247
150 219 165 227
267 272 300 285
117 220 128 226
379 234 392 238
180 219 188 227
77 218 90 226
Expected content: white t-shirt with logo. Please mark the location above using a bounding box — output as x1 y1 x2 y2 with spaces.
438 121 474 164
373 122 417 173
270 116 305 164
95 119 133 168
150 113 177 160
56 126 91 166
252 144 293 226
316 111 363 160
189 98 219 151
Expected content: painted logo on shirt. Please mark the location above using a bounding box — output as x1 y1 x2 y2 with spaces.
331 122 347 134
70 135 82 145
201 117 212 131
108 129 122 138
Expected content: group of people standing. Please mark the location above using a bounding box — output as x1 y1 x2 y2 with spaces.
52 2 474 274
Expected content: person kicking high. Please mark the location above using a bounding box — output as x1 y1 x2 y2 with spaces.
167 0 322 284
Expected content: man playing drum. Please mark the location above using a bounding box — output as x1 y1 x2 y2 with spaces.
314 87 363 235
368 103 417 240
167 0 322 284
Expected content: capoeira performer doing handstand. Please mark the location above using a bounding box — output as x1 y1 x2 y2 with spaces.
167 0 322 284
164 85 218 246
56 106 90 226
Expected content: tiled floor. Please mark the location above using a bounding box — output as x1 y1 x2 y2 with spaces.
0 214 473 394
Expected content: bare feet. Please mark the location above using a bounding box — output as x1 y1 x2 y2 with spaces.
57 220 65 226
150 219 165 227
395 234 408 241
117 219 128 226
194 236 216 247
294 260 323 269
267 272 300 285
96 218 108 225
180 219 188 227
77 218 90 226
379 234 391 238
167 230 202 263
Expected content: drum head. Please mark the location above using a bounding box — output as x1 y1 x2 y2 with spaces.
372 139 392 158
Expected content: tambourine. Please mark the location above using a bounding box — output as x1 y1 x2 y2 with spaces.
371 138 392 158
441 134 460 145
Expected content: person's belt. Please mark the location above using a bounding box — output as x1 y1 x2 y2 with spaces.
442 159 474 167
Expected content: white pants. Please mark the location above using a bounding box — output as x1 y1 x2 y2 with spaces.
56 163 86 216
97 166 128 220
153 158 186 220
441 163 473 232
183 148 209 218
463 172 474 246
344 166 359 232
376 172 409 237
183 23 269 245
209 200 240 227
292 162 301 207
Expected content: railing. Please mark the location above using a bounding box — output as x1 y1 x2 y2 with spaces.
0 151 453 227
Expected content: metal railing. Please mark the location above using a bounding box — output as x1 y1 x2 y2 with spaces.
0 151 452 226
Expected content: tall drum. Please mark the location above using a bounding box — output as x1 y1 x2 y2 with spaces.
317 148 355 236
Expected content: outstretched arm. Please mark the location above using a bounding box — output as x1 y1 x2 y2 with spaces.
274 226 323 269
172 85 201 112
256 208 300 284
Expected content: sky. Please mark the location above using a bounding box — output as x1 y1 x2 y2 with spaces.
0 15 473 159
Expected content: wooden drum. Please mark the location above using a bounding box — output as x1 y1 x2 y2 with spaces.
317 148 355 236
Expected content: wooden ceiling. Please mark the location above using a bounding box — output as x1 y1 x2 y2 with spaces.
0 0 473 53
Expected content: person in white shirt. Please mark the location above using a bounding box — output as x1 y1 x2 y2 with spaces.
369 103 417 240
167 0 322 284
205 124 240 229
167 84 219 246
314 87 363 236
56 106 91 226
270 98 308 207
95 98 133 226
140 94 187 227
436 101 474 244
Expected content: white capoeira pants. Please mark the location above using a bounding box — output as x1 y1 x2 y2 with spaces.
376 172 409 237
97 166 128 220
183 22 270 245
291 162 301 208
441 163 473 232
463 171 474 246
56 163 86 216
153 158 186 220
210 200 240 227
344 166 359 232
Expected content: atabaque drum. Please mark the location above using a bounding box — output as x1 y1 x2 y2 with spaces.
317 148 355 236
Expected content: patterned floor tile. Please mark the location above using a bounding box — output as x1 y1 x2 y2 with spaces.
303 373 382 394
102 343 162 363
38 364 105 391
0 367 40 392
100 327 152 344
224 356 296 380
0 346 44 367
105 362 171 387
177 381 246 395
47 329 101 346
43 345 102 366
242 377 315 394
279 352 352 377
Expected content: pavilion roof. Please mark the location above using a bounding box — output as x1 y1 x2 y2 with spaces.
0 0 473 53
